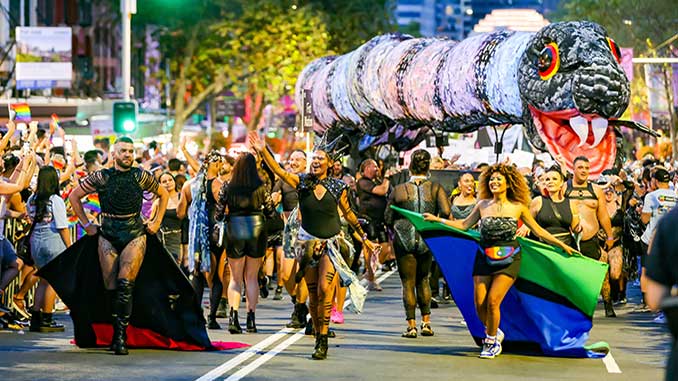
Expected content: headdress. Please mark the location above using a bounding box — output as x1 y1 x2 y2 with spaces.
313 133 349 162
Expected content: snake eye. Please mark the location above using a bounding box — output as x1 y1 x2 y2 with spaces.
537 42 560 80
606 37 622 63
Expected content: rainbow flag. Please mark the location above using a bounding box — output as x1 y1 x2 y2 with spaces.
51 113 60 130
391 206 610 358
84 193 101 214
10 103 31 122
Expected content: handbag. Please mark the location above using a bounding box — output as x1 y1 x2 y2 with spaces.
484 246 520 266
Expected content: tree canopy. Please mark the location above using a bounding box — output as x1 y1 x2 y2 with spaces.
552 0 678 53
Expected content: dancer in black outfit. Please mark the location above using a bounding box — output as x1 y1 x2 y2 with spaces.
215 153 274 334
249 131 377 360
385 150 450 338
69 137 169 355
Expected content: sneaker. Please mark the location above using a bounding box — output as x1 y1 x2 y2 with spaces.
654 312 667 323
497 328 505 344
11 297 31 319
479 339 502 359
55 300 69 312
614 298 627 306
631 304 651 313
273 286 283 301
331 308 344 324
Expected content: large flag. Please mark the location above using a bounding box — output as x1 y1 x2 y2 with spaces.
391 206 610 358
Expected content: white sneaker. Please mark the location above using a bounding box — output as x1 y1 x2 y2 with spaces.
497 328 505 344
479 339 502 359
654 312 666 323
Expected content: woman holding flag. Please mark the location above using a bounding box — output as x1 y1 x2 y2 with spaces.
424 163 576 359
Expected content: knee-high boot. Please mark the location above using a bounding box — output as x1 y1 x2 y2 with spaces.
111 279 134 355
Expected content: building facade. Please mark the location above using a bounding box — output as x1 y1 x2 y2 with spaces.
395 0 559 39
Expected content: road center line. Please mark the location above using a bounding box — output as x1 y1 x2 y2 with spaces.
602 352 622 373
224 330 307 381
194 328 295 381
220 268 399 380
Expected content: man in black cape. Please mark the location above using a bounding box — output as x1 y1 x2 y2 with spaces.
38 137 212 354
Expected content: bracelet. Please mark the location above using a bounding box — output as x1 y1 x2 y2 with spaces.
606 237 614 241
81 220 92 228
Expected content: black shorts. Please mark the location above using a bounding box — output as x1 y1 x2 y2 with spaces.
101 216 146 252
579 238 601 260
227 233 267 259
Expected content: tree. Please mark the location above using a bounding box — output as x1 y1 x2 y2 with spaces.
135 0 241 145
301 0 396 52
551 0 677 52
213 0 331 130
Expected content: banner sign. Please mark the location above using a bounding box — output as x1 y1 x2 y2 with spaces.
15 27 72 88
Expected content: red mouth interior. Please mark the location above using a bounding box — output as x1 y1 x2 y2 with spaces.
528 106 616 177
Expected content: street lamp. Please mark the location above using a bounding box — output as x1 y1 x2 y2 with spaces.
122 0 137 101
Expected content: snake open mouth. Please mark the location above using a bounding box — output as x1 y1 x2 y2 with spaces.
529 105 616 176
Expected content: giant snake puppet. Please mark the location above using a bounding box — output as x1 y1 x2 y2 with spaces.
295 21 650 358
295 21 657 176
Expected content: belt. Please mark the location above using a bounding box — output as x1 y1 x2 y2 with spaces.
101 212 140 220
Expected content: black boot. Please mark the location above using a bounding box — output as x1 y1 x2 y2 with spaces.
111 279 134 355
29 310 42 332
246 310 257 333
40 313 65 333
305 317 314 336
216 298 228 318
285 303 307 328
604 301 617 318
311 334 328 360
228 308 242 334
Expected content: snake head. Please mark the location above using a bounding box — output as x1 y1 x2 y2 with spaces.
518 21 630 177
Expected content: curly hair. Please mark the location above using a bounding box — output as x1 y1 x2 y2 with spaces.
478 164 531 206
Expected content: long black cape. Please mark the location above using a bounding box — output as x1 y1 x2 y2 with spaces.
37 233 213 350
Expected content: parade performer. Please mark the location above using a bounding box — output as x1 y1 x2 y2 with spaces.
384 149 450 338
423 164 578 359
565 156 616 317
297 21 658 176
38 137 214 354
249 131 377 360
177 151 226 329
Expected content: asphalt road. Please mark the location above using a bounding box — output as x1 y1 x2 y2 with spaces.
0 270 670 381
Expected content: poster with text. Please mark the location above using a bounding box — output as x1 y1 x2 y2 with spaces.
15 27 72 89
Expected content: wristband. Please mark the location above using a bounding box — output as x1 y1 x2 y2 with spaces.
606 237 614 241
81 220 93 229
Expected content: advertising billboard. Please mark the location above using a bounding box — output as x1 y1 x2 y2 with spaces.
15 27 72 89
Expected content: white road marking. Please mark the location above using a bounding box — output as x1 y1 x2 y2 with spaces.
194 328 295 381
602 352 622 373
224 330 306 381
196 268 397 381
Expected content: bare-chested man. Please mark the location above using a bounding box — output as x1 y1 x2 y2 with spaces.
69 137 169 355
565 156 616 317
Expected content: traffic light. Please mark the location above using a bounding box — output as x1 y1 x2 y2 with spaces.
113 101 138 134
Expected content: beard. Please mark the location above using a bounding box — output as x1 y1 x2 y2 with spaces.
116 157 132 169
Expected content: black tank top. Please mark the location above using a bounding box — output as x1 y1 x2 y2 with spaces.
299 190 341 239
535 197 573 238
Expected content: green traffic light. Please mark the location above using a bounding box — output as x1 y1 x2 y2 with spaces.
123 120 136 132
